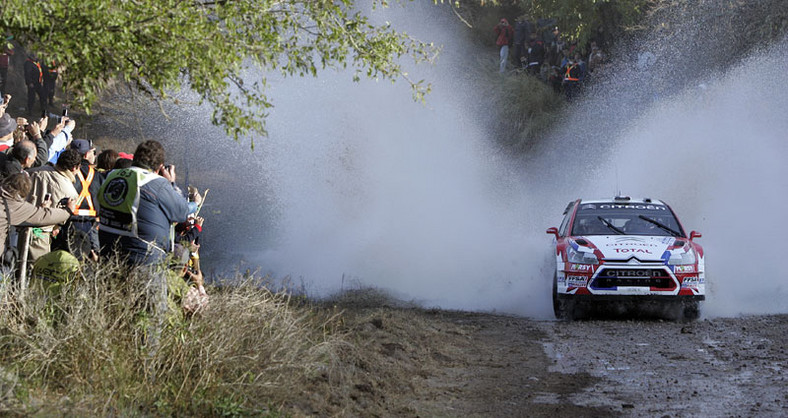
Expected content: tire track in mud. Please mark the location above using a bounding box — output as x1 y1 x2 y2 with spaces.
335 306 786 417
534 315 788 417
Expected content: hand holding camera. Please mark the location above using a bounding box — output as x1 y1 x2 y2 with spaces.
159 163 176 183
57 197 77 215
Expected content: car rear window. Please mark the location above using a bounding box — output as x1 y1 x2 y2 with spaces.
571 203 684 237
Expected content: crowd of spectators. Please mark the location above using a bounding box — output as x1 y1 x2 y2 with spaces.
493 16 609 101
0 45 208 315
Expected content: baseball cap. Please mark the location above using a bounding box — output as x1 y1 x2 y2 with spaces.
70 139 95 155
0 114 17 138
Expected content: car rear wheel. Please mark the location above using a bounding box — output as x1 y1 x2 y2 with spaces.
682 301 700 321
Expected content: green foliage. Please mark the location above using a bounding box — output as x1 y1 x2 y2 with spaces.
521 0 651 46
0 0 438 142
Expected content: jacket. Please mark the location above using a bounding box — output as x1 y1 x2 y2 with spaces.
73 160 101 217
99 167 192 265
494 20 514 47
27 165 78 231
0 188 71 254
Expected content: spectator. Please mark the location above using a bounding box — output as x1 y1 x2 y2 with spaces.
113 157 133 170
23 54 47 116
43 61 58 106
26 148 81 262
96 149 119 172
561 56 583 101
47 117 75 164
512 16 533 67
0 112 17 153
544 26 564 67
98 140 198 265
53 139 100 261
0 42 12 96
0 139 36 179
21 115 50 167
0 173 74 264
525 32 545 76
587 41 605 73
493 18 514 74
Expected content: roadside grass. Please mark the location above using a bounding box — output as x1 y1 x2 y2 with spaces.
0 259 362 416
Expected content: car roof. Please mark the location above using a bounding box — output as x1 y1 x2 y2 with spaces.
578 197 668 206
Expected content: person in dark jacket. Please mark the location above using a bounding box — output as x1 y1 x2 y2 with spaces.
512 17 533 67
23 54 47 115
525 32 545 76
0 139 36 179
98 140 198 265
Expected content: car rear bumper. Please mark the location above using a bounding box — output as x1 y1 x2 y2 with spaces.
556 294 705 302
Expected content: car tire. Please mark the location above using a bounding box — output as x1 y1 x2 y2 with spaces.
552 275 575 320
682 301 701 321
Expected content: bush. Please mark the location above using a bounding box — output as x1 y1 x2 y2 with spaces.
0 259 351 416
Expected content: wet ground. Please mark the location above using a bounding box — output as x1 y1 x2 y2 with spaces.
335 308 787 417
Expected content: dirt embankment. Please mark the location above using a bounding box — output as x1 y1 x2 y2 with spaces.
312 305 787 417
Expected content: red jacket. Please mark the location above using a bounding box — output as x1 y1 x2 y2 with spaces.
494 20 514 47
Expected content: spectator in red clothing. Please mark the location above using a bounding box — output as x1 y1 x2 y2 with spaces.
493 18 514 74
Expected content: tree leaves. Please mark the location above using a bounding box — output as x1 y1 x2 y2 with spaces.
1 0 437 143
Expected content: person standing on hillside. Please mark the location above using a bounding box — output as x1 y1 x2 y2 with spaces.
493 18 514 74
525 32 545 76
512 17 533 68
0 42 13 96
23 54 47 116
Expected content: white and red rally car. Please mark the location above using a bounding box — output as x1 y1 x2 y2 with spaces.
546 197 705 320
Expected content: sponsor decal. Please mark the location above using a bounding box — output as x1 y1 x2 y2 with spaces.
604 269 663 278
597 204 667 211
674 265 695 274
581 204 668 211
569 263 592 271
606 241 658 248
103 178 129 207
614 248 653 254
566 275 588 287
681 276 702 287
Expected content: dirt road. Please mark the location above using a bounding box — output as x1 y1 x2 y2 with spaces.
335 307 787 417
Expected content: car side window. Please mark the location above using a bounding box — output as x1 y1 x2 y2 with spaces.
557 201 575 237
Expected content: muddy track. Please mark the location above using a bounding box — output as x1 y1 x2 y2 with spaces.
335 308 787 417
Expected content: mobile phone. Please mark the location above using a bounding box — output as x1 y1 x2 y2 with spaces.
44 193 51 201
58 108 68 123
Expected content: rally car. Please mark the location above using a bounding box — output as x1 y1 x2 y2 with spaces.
546 197 705 320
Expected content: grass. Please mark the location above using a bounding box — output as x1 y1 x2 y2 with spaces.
0 258 359 416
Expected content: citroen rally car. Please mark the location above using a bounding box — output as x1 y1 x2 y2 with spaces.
546 197 705 320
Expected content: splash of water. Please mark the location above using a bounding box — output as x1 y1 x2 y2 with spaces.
159 4 786 318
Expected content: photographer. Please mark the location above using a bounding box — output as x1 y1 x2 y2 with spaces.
98 140 198 266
